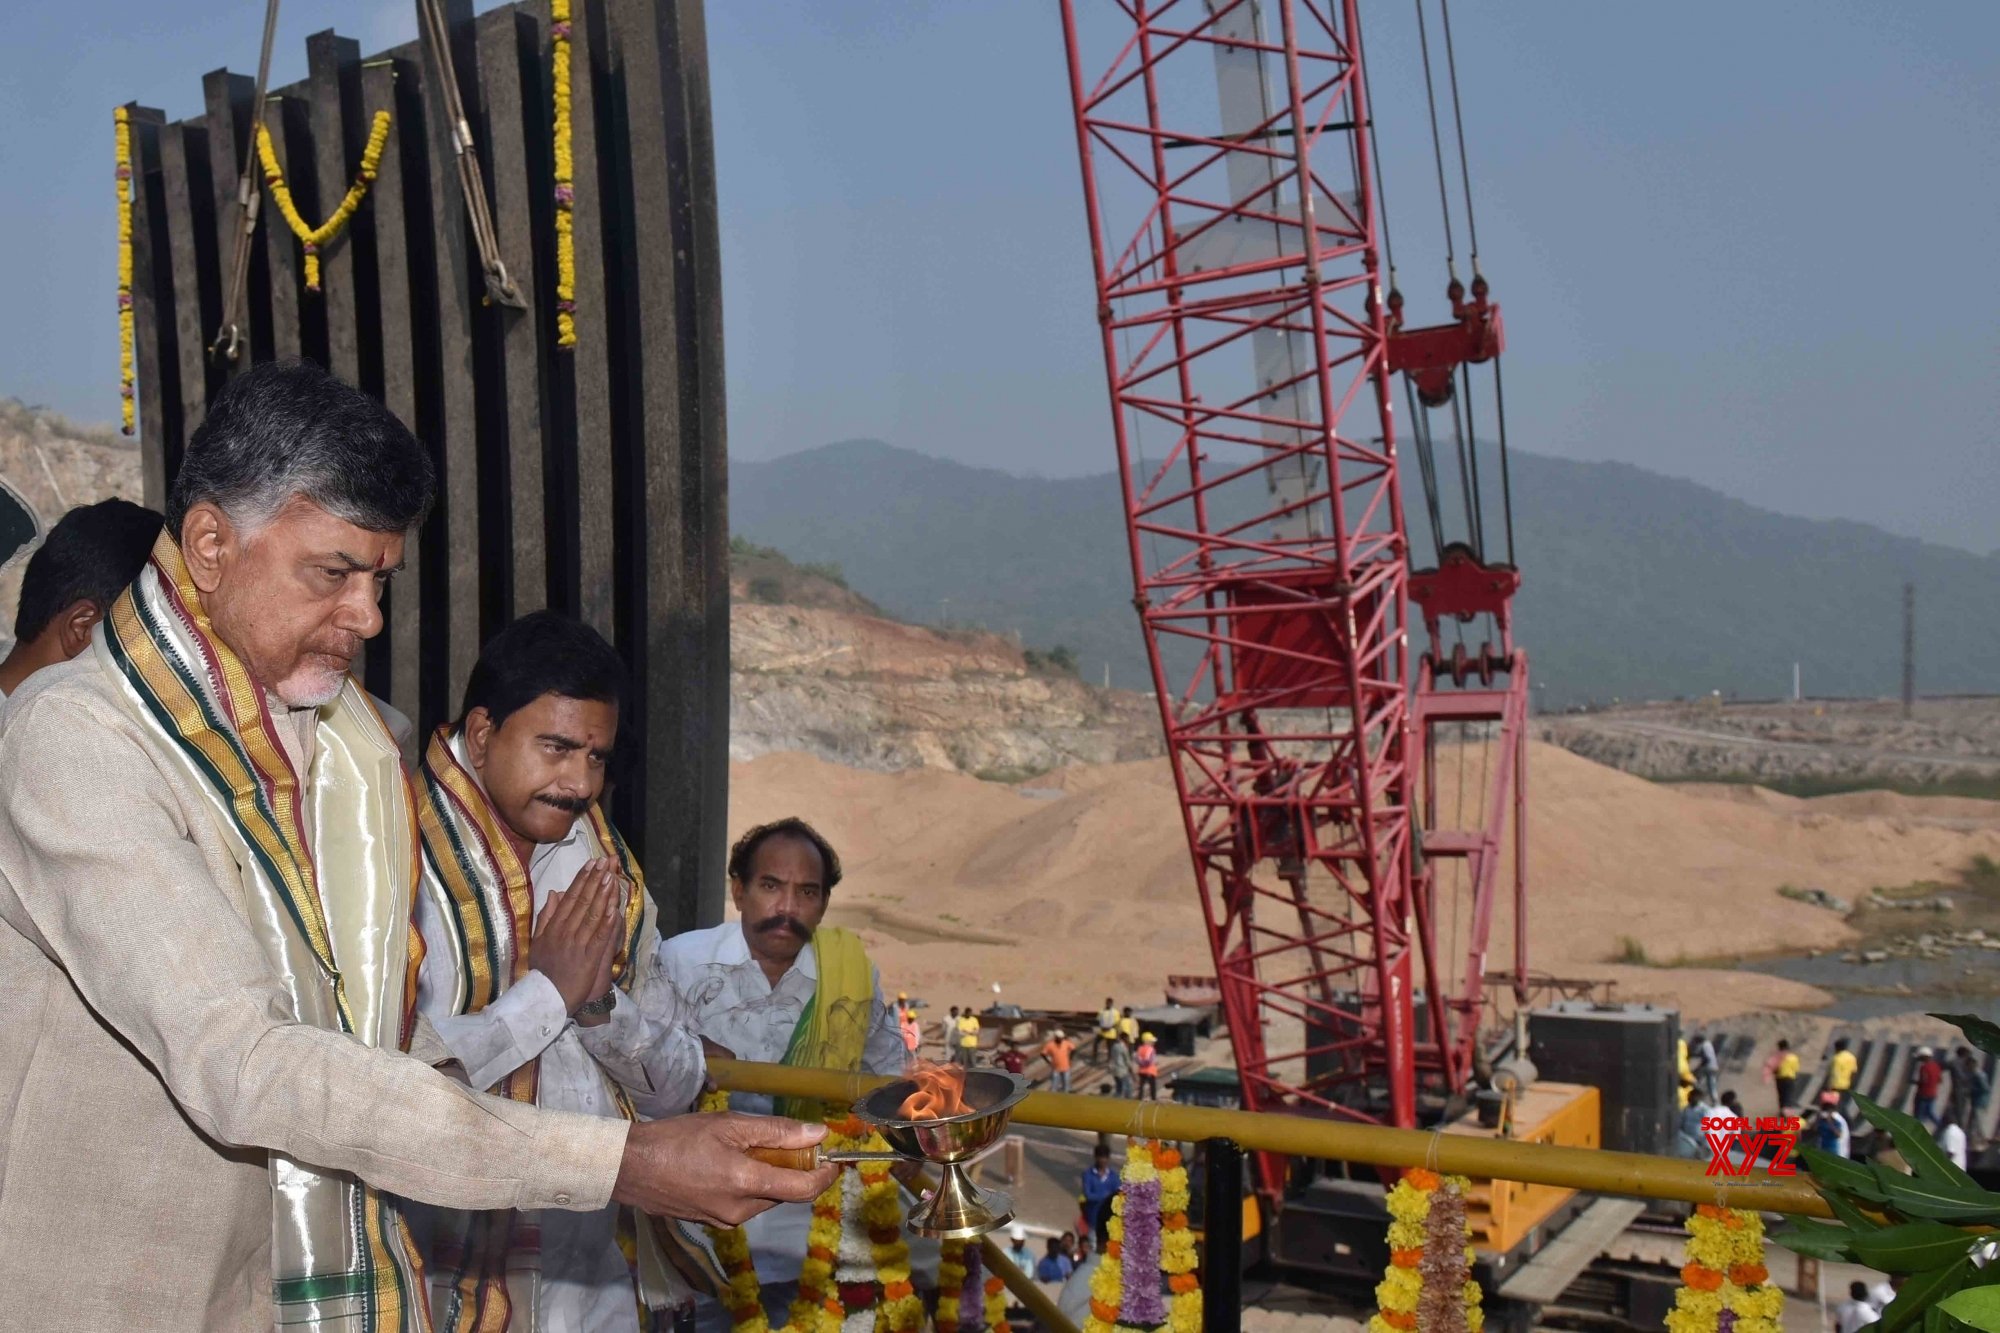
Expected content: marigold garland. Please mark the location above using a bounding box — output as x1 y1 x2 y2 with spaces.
699 1092 923 1333
113 107 135 435
983 1273 1007 1332
255 109 391 292
937 1239 970 1333
550 0 578 347
1156 1146 1200 1333
1665 1206 1784 1333
1370 1170 1482 1333
1084 1140 1192 1333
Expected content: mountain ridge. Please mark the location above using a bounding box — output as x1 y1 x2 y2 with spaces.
732 439 2000 708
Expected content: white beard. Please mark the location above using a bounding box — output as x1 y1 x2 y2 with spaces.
274 668 345 708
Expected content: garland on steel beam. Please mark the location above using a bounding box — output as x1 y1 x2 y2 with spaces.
550 0 577 347
255 109 391 293
114 107 135 435
1370 1169 1483 1333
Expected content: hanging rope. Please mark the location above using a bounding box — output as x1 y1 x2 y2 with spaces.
1411 0 1457 278
1438 0 1480 272
415 0 526 309
1493 357 1516 565
209 0 281 363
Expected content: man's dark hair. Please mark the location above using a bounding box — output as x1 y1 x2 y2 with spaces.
166 359 435 537
13 499 162 641
1851 1282 1868 1301
1094 1145 1110 1159
1776 1039 1790 1050
458 610 628 730
727 816 843 892
1834 1038 1849 1051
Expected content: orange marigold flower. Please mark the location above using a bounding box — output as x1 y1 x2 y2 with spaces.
1157 1148 1183 1169
1170 1274 1201 1294
1721 1212 1745 1229
1391 1248 1425 1268
884 1281 915 1301
1695 1204 1730 1221
1162 1212 1189 1231
1680 1264 1723 1292
808 1246 834 1262
985 1278 1005 1295
1730 1264 1769 1286
1106 1241 1122 1258
1092 1300 1121 1323
1405 1168 1441 1191
1382 1311 1418 1330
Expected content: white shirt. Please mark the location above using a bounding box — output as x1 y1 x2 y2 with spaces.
1867 1281 1897 1312
1835 1299 1877 1333
415 736 706 1333
1939 1122 1969 1170
657 921 908 1284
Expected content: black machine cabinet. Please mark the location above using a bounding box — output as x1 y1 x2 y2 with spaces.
1526 1002 1680 1156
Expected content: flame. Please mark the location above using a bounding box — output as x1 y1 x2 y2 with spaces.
897 1059 971 1121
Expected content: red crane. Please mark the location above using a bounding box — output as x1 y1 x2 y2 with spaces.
1057 0 1528 1194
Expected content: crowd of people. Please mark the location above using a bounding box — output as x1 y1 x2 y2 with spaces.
1674 1028 1991 1172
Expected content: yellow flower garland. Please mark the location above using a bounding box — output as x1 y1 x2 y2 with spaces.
699 1090 923 1333
255 109 391 292
113 107 135 436
1156 1146 1200 1333
1665 1206 1783 1333
550 0 578 347
936 1239 969 1333
1369 1170 1482 1333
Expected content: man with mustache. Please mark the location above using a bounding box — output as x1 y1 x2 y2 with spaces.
0 361 834 1332
412 610 715 1330
659 818 913 1327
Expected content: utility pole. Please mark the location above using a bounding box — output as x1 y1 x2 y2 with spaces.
1902 582 1916 720
1793 662 1801 703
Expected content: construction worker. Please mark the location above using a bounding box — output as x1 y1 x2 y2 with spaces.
1040 1028 1077 1093
955 1007 982 1068
1135 1032 1160 1101
1768 1039 1801 1114
1118 1006 1140 1045
1094 998 1119 1062
899 1006 922 1057
1826 1038 1859 1120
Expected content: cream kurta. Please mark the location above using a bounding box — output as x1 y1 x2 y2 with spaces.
0 656 629 1333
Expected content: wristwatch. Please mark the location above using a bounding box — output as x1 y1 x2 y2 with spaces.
578 988 618 1017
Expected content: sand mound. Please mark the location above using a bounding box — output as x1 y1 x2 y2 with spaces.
728 742 2000 1020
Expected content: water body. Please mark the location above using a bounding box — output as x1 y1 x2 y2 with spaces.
1743 947 2000 1024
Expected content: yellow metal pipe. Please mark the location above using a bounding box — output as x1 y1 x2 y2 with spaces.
708 1058 1829 1218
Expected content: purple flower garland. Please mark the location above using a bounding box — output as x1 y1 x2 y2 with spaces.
1119 1178 1167 1327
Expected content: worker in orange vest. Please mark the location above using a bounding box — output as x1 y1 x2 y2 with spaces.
1135 1031 1160 1101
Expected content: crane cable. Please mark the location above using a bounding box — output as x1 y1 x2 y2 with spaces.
414 0 526 308
209 0 282 363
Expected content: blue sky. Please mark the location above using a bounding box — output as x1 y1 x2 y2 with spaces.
3 1 1995 551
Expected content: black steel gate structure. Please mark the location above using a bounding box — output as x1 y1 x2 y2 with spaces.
121 0 728 931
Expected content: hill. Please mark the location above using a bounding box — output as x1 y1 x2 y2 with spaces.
732 441 2000 709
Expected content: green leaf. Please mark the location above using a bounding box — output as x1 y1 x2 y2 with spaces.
1873 1168 2000 1224
1802 1146 1894 1202
1849 1222 1982 1274
1938 1286 2000 1332
1771 1217 1860 1261
1931 1013 2000 1061
1858 1094 1980 1190
1879 1259 1977 1333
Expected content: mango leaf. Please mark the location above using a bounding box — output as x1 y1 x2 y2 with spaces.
1872 1167 2000 1224
1771 1217 1860 1261
1802 1145 1895 1203
1850 1222 1982 1274
1878 1258 1976 1333
1938 1286 2000 1332
1931 1013 2000 1061
1858 1094 1980 1190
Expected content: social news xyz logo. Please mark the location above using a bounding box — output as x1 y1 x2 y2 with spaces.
1702 1115 1802 1177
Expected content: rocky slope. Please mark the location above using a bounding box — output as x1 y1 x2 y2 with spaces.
729 552 1161 775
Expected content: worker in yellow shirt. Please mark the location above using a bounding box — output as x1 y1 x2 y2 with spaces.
1767 1039 1801 1113
1677 1037 1694 1109
1118 1006 1140 1045
1826 1037 1859 1118
955 1008 982 1068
